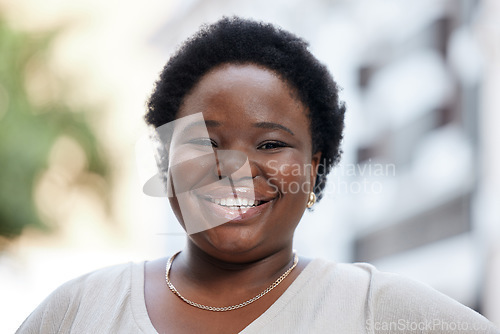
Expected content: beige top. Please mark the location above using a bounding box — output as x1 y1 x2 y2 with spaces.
16 258 499 333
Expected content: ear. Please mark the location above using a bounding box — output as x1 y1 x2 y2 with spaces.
309 152 322 192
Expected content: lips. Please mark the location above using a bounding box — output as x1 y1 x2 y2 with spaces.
194 186 275 223
199 197 273 223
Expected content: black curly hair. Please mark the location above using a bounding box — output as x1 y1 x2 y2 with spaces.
145 17 345 202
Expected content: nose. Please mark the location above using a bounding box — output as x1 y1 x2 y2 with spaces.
214 150 255 181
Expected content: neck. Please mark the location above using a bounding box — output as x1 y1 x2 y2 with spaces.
173 243 296 292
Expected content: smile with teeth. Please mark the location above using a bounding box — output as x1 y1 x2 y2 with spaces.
209 197 263 209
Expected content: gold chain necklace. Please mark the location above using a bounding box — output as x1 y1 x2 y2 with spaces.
165 251 299 312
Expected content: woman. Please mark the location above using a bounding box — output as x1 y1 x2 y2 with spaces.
18 17 498 334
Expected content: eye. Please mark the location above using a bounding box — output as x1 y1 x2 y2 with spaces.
257 141 289 150
188 138 218 147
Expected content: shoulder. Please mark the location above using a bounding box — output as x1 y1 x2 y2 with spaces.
343 261 498 333
48 261 137 303
305 259 498 333
305 258 376 294
45 261 137 301
16 262 144 334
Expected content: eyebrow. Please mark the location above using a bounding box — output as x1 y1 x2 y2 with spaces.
180 120 294 136
181 119 221 133
253 122 294 136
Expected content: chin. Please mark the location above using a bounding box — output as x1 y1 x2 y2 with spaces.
192 224 262 257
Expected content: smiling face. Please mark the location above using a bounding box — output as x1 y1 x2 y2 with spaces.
167 64 320 261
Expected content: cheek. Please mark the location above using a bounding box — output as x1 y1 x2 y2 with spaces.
168 196 185 228
168 153 217 194
264 154 312 196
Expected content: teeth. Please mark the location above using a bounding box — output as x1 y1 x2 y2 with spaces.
210 197 259 208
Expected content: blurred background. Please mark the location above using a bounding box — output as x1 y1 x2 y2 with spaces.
1 0 499 331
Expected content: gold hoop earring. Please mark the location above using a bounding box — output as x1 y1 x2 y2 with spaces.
306 192 316 208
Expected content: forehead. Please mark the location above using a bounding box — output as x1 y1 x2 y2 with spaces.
177 63 307 120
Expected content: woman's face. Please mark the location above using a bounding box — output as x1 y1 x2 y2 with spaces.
168 63 320 261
